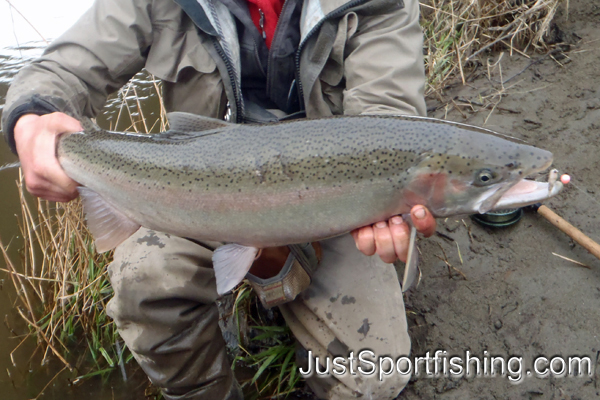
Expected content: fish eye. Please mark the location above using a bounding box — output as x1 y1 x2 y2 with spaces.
475 169 496 186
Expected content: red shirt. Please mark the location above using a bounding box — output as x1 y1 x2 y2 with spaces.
246 0 285 49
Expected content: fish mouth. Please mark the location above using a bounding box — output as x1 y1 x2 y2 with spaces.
486 169 564 211
471 156 558 214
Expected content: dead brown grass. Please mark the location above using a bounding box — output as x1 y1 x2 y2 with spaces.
421 0 564 94
0 170 120 382
0 72 165 392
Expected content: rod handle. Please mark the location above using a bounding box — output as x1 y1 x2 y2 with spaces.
537 204 600 261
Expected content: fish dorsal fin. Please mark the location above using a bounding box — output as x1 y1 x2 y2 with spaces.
167 112 233 132
78 187 141 253
213 244 258 295
150 113 234 141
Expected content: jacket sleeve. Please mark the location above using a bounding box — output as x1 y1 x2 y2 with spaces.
1 0 154 153
342 0 427 117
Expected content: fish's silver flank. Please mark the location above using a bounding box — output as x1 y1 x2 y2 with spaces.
57 113 562 294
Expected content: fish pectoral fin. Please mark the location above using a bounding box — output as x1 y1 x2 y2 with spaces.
401 223 420 292
163 112 234 137
78 187 141 253
213 244 259 295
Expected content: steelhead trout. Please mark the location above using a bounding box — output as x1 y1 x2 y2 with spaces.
57 113 563 294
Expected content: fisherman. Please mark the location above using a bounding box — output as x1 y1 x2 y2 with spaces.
2 0 436 399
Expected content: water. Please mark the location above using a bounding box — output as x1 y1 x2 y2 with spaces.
0 3 161 399
0 1 94 49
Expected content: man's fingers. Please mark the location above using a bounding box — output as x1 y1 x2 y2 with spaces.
15 113 81 202
45 112 84 133
352 205 435 262
35 187 78 203
31 123 78 197
352 226 376 256
411 206 436 237
389 216 411 263
373 221 396 263
23 169 79 201
43 144 79 195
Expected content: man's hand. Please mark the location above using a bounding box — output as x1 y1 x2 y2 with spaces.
14 112 82 202
352 205 436 263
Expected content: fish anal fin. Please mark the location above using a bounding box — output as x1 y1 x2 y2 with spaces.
213 244 258 295
78 187 141 253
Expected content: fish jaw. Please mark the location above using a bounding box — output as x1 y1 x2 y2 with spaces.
491 170 564 210
402 148 560 217
403 167 564 218
471 156 559 213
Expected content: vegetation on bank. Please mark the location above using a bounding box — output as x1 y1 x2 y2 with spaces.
0 0 565 398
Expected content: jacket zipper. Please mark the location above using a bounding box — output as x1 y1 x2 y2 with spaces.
210 0 369 121
212 39 244 122
258 9 267 40
266 0 293 96
294 0 369 104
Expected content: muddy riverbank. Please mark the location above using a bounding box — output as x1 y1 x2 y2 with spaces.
401 2 600 398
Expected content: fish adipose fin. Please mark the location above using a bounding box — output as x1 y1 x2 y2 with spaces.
213 244 259 295
401 216 421 292
78 187 141 253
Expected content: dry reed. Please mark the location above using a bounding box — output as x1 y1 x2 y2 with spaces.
0 72 164 389
1 172 121 378
421 0 563 94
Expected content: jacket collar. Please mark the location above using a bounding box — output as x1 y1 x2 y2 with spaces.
300 0 368 41
172 0 362 42
172 0 218 36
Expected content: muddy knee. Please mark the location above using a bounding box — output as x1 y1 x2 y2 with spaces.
104 230 238 397
107 229 218 317
106 229 219 348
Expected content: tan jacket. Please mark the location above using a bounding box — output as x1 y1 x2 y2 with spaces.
2 0 426 152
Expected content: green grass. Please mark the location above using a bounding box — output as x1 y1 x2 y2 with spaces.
230 283 302 399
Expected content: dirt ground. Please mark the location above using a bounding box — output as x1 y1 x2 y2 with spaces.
398 1 600 399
